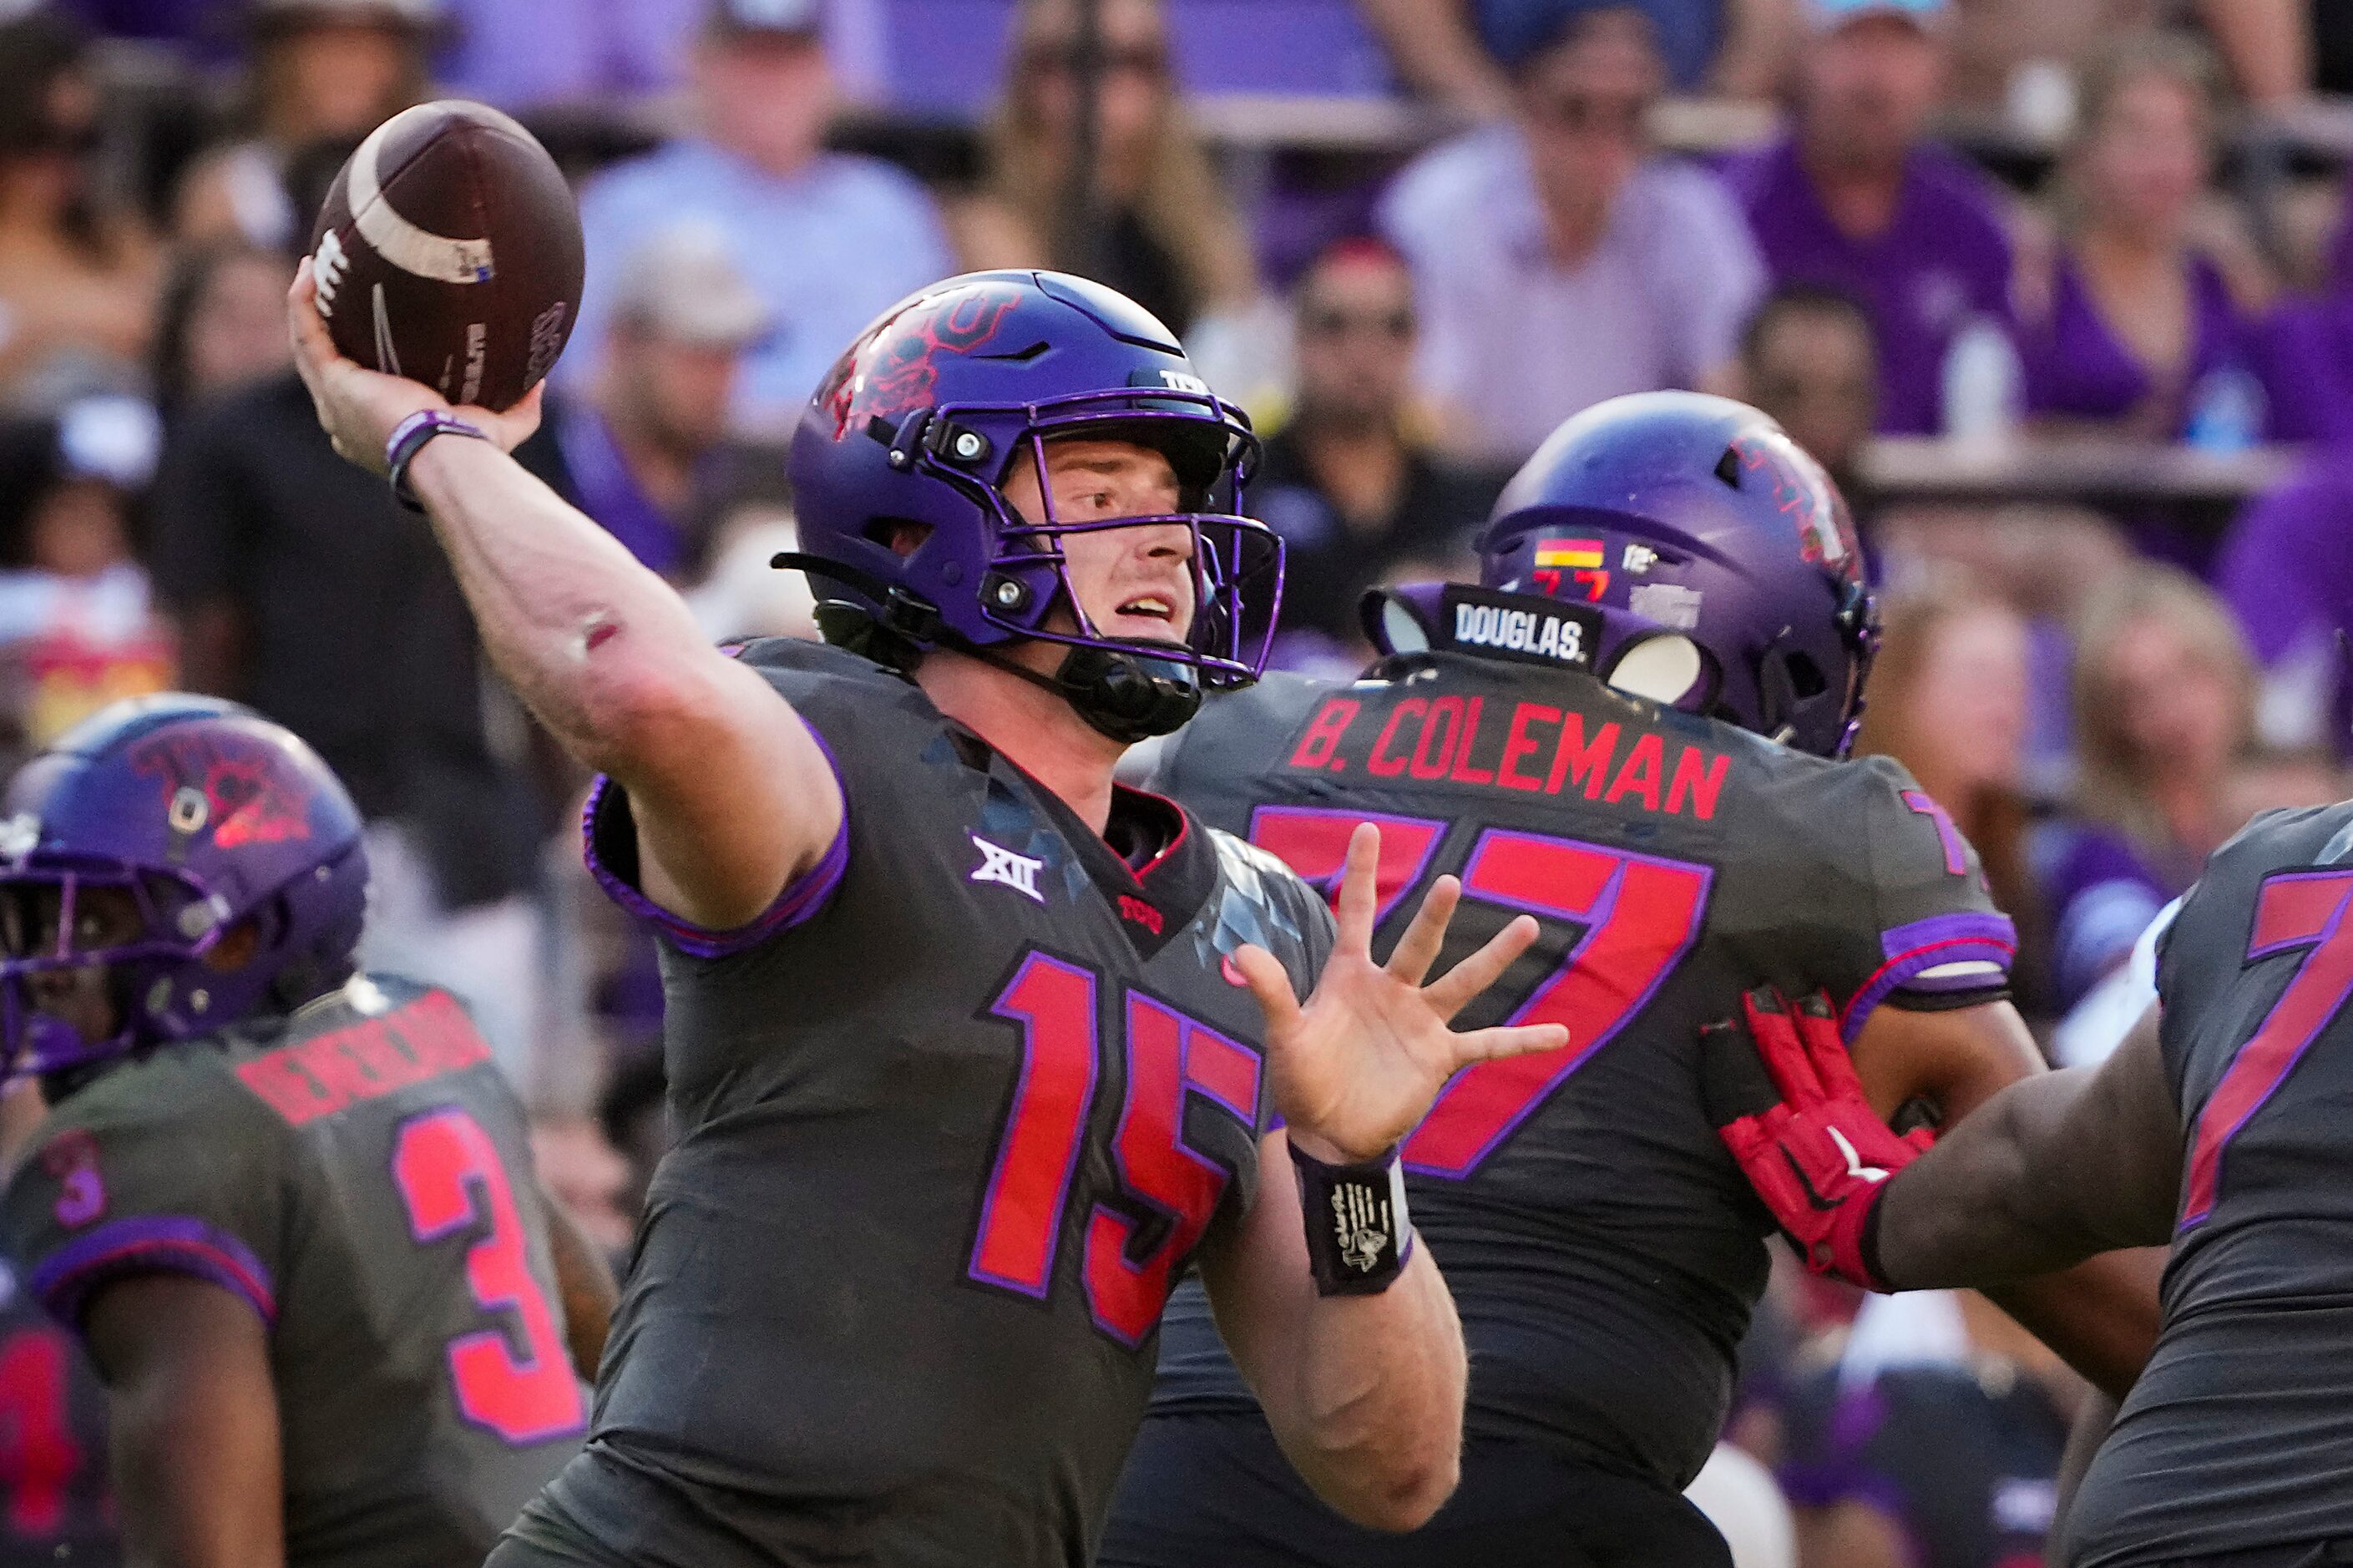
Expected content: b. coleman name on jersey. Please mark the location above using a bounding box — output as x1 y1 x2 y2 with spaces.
1284 693 1730 820
1450 602 1586 664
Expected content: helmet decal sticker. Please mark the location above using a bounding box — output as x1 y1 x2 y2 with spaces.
822 281 1026 438
129 731 312 849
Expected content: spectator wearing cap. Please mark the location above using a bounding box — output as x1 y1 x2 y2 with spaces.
1353 0 1791 114
1253 238 1498 659
564 0 954 436
0 11 159 407
173 0 439 252
556 225 776 584
1379 4 1765 465
1722 0 2016 436
2018 34 2271 446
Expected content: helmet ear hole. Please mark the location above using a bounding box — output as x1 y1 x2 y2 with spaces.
1607 634 1708 706
1784 651 1829 701
1379 597 1431 655
1714 447 1742 488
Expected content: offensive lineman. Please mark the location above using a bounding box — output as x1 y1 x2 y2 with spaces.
289 264 1567 1568
1707 800 2353 1566
0 695 611 1567
1102 392 2159 1566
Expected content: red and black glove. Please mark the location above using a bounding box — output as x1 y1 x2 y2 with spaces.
1699 987 1932 1291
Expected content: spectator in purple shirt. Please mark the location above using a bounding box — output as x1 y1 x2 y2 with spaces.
2216 449 2353 753
2019 35 2269 444
2032 564 2254 1009
1721 0 2016 435
2253 169 2353 445
556 225 773 584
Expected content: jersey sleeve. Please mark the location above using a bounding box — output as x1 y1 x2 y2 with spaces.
1 1065 289 1334
581 638 854 958
1819 760 2019 1041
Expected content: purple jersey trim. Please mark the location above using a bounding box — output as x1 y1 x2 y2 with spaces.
580 728 850 959
1840 912 2018 1043
30 1215 276 1328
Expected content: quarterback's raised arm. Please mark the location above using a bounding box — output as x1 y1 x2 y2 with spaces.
287 262 838 928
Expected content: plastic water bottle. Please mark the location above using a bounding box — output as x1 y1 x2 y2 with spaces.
1941 316 2023 442
2185 367 2266 453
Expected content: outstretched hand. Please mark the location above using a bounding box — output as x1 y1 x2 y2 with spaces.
286 258 544 474
1234 822 1567 1164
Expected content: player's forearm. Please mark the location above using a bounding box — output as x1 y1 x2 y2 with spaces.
1982 1251 2163 1402
1874 1073 2106 1287
1267 1247 1465 1531
404 435 721 777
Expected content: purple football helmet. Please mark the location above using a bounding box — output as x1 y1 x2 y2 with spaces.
784 270 1282 740
1368 392 1876 756
0 695 368 1078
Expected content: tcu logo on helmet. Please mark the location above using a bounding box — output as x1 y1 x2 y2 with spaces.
822 282 1024 438
1729 430 1857 578
129 731 312 849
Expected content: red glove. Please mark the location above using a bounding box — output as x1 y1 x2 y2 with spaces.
1700 987 1932 1290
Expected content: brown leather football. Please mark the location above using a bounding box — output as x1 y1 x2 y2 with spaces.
307 100 584 412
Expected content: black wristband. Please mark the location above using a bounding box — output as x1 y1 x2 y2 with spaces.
1288 1136 1413 1297
384 410 490 513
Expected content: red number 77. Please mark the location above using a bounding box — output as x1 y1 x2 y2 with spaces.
1247 807 1713 1177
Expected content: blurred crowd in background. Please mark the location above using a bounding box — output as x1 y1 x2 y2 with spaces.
2 0 2351 1560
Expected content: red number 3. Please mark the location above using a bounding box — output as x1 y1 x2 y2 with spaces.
390 1108 586 1444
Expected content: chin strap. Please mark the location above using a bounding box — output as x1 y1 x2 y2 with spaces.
774 552 1204 743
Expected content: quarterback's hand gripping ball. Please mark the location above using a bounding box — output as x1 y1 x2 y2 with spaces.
1701 987 1931 1290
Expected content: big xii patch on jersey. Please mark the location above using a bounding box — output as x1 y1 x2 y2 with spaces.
0 976 584 1568
1149 649 2015 1489
2067 802 2353 1567
522 640 1330 1568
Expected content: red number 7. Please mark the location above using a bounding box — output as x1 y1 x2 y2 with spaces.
1247 811 1713 1178
2179 869 2353 1230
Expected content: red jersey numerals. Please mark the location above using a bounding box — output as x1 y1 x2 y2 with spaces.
2179 869 2353 1230
968 953 1263 1345
1249 811 1713 1178
390 1107 587 1444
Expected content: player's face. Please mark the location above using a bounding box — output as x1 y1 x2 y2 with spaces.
7 884 145 1047
1002 437 1196 647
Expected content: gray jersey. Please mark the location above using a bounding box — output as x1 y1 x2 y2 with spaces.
1 977 583 1568
512 639 1333 1568
1141 653 2015 1488
2067 802 2353 1566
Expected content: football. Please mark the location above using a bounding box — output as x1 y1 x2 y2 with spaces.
306 100 584 412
